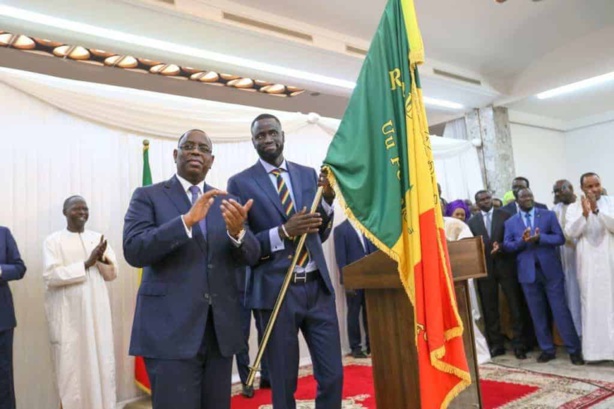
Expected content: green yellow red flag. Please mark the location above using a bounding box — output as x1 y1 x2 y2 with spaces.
135 140 152 394
323 0 471 407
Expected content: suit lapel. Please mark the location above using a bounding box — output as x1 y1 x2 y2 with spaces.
163 176 191 215
287 162 304 211
534 208 543 232
204 185 225 261
476 213 487 236
514 212 526 234
203 184 215 241
346 221 366 256
492 210 503 238
250 162 286 218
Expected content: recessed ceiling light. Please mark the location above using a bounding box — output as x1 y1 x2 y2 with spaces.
536 71 614 99
0 5 466 110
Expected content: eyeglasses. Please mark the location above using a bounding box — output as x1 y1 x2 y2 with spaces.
179 143 212 154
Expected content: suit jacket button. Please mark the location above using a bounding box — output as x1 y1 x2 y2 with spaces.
207 264 214 269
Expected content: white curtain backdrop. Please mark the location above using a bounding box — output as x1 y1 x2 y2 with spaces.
0 67 483 408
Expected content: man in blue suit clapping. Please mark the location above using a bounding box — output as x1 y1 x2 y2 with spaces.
123 129 260 409
503 187 584 365
228 114 343 409
0 226 26 409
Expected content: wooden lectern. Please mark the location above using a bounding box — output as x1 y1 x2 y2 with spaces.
343 237 487 409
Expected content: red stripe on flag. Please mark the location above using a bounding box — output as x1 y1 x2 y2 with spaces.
414 208 470 408
135 356 151 394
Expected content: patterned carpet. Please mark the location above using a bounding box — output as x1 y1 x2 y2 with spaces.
479 364 614 408
230 357 614 409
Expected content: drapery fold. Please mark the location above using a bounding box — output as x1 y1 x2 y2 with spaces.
0 67 338 141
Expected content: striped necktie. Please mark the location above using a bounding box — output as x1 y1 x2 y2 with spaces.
271 168 309 267
271 168 295 217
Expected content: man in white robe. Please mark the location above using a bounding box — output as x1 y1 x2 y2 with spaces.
43 196 117 409
552 180 582 336
565 173 614 361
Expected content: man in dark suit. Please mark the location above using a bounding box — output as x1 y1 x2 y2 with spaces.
334 219 376 359
468 190 529 359
123 129 260 409
503 187 584 365
227 113 343 409
502 177 548 215
0 227 26 409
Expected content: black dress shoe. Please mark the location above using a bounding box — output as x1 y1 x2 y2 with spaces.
514 348 527 360
537 352 556 363
259 378 271 389
351 350 368 359
241 384 254 398
490 347 506 358
570 353 585 365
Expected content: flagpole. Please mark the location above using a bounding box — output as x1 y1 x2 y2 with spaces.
246 185 324 388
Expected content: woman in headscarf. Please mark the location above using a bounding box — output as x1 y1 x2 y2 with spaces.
445 199 471 222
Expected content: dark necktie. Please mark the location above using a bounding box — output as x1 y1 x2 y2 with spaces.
270 169 309 267
524 212 532 231
189 185 207 238
484 212 492 238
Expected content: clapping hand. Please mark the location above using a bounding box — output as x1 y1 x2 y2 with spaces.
85 235 107 269
184 189 225 228
581 195 592 217
221 198 254 239
522 227 532 242
522 227 540 243
586 193 599 213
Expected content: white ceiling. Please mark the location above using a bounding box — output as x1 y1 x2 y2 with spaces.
1 0 614 128
228 0 614 91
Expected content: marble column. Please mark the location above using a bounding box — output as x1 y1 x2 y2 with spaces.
464 106 516 199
